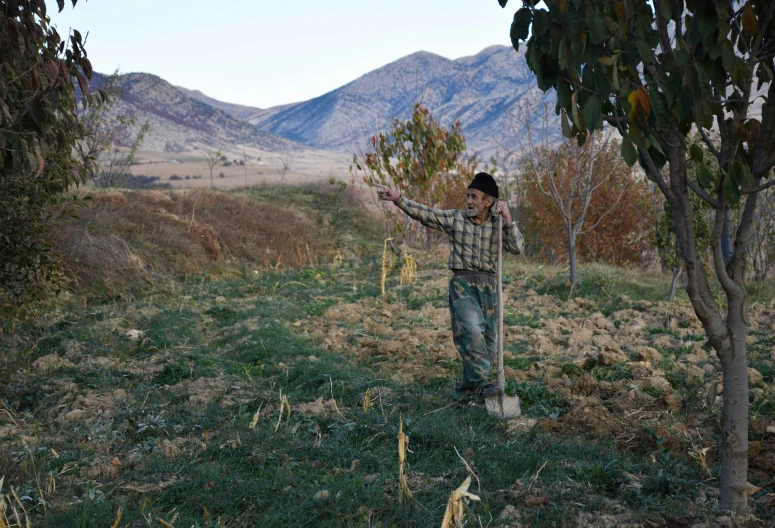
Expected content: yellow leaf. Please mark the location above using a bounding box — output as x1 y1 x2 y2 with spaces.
636 86 651 120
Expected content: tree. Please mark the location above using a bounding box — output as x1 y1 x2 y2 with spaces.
205 149 222 190
350 103 478 248
75 72 150 188
279 150 296 183
0 0 101 298
520 128 635 285
500 0 775 510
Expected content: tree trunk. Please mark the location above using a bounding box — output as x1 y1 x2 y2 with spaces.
718 305 749 512
568 232 577 286
668 267 681 300
722 207 734 263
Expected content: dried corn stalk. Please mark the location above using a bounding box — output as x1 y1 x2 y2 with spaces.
440 476 481 528
0 478 31 528
332 249 343 268
381 238 394 296
249 403 263 429
397 420 413 502
399 246 417 286
109 506 122 528
274 392 290 432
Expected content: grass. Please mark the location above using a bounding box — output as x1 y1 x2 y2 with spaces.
1 185 774 526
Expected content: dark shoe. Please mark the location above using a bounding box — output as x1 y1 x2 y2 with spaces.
478 383 504 399
449 387 475 403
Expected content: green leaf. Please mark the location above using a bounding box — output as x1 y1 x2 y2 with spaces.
570 91 585 130
674 37 689 66
697 4 718 38
621 136 637 166
689 144 704 163
722 172 741 204
510 8 533 51
583 95 601 131
532 9 550 36
561 108 572 138
588 10 607 44
637 41 656 63
697 164 713 189
648 134 665 156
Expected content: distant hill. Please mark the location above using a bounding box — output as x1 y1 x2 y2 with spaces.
88 72 300 153
92 45 550 156
247 45 551 155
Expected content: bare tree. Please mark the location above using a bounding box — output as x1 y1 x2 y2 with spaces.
510 96 630 286
75 71 150 188
279 150 297 183
205 149 222 190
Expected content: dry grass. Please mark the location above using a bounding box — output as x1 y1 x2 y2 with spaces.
52 188 333 297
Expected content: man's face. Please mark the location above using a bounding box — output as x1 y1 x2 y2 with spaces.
466 188 493 219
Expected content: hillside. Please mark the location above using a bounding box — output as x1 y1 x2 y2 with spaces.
249 45 551 155
97 46 551 157
88 72 301 153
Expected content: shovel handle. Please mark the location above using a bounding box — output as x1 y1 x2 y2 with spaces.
497 214 505 388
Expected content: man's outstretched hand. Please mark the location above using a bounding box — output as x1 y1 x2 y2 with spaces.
495 201 512 223
376 185 401 202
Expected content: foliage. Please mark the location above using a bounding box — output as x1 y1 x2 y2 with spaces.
0 0 102 298
500 0 775 510
74 71 150 188
520 134 657 269
655 195 712 274
351 103 478 247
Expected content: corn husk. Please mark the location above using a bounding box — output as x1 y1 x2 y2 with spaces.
440 476 481 528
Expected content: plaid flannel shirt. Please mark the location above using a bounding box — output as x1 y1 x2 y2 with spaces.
395 196 524 274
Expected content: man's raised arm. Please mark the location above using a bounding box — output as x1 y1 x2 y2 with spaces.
376 185 455 234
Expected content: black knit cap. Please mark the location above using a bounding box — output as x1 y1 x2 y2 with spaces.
468 172 499 199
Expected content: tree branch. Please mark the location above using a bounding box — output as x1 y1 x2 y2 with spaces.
696 126 722 162
687 177 721 207
741 177 775 194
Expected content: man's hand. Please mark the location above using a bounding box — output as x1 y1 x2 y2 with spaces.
495 201 512 223
376 185 401 202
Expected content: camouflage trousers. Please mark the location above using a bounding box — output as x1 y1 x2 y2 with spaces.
448 271 498 392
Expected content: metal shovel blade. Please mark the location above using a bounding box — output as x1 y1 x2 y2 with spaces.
485 392 522 419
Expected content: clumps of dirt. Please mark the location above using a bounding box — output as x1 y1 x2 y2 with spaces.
55 389 131 425
301 267 774 482
295 397 339 417
31 354 74 372
168 375 242 406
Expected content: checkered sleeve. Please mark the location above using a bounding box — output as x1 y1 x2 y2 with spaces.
503 221 524 255
394 196 455 234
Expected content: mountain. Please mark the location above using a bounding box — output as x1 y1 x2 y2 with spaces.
89 72 300 153
246 45 550 155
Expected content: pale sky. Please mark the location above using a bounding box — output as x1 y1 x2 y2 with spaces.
49 0 516 109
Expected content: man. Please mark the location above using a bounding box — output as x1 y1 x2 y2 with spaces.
377 172 524 402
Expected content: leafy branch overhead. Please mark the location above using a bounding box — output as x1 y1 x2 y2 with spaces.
500 0 775 205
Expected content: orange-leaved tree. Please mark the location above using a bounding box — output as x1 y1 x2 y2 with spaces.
351 104 477 248
519 130 654 284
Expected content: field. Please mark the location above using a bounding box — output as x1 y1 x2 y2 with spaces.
1 185 774 527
